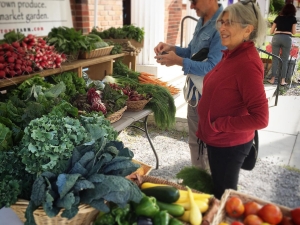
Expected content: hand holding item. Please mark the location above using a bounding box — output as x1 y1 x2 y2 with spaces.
154 42 173 55
154 51 183 67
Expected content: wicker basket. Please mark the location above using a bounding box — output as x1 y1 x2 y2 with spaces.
106 106 127 123
10 199 99 225
211 189 292 225
126 98 152 112
132 175 220 225
79 46 114 59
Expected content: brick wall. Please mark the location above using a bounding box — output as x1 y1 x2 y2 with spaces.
164 0 183 45
70 0 185 45
70 0 123 34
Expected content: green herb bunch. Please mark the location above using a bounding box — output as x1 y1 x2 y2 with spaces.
90 25 145 43
46 26 92 55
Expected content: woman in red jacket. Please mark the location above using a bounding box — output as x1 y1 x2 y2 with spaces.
196 0 269 199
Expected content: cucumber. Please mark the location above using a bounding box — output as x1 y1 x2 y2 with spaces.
141 186 180 203
156 201 185 217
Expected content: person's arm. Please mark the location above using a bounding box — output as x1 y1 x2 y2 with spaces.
292 23 297 35
181 31 224 76
270 22 277 34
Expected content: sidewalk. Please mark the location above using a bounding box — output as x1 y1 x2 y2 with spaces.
259 96 300 169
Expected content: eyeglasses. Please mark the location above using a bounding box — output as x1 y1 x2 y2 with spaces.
240 0 258 19
216 20 242 29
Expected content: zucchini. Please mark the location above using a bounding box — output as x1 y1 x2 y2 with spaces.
87 33 103 42
156 201 185 217
141 186 180 203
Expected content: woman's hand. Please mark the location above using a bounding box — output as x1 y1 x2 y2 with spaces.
154 51 183 67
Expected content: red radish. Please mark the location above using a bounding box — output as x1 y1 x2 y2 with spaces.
27 34 34 40
25 67 32 73
5 51 12 57
0 63 4 70
0 70 5 78
0 56 4 63
7 57 15 63
1 43 9 50
11 42 20 48
16 59 22 64
9 71 16 77
16 69 22 76
0 51 4 55
15 64 21 70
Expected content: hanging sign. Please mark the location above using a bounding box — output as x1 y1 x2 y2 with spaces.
0 0 73 39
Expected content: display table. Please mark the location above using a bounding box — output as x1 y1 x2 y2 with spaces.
112 109 159 169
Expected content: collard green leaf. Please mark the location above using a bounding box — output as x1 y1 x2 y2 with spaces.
87 153 113 177
78 151 95 167
73 180 94 192
56 192 75 210
43 190 60 218
87 174 105 183
25 201 39 225
30 176 46 206
69 162 88 176
89 199 109 213
61 205 79 219
56 173 81 198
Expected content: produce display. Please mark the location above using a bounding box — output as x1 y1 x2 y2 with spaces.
111 60 177 129
0 32 66 78
215 190 300 225
93 180 213 225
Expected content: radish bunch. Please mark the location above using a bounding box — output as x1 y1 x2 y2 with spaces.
0 34 66 79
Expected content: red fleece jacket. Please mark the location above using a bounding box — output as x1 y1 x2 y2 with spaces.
196 41 269 147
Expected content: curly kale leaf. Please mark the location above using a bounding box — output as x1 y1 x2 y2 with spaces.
0 123 12 151
0 176 20 208
20 115 89 174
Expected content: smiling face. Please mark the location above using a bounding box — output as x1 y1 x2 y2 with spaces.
217 11 253 50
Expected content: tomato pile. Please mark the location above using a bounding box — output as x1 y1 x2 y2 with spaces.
219 196 300 225
0 34 66 79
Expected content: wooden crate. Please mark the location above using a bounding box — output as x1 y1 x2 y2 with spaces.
131 159 152 176
211 189 291 225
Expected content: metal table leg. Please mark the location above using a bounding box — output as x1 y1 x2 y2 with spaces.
128 115 159 169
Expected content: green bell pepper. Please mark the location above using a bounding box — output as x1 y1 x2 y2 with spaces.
153 210 170 225
111 204 130 225
168 217 183 225
134 194 160 218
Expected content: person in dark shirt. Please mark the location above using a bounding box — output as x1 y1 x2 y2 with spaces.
268 4 297 86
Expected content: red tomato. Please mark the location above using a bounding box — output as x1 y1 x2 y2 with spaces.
225 196 245 218
244 201 262 217
291 207 300 225
244 215 264 225
257 204 283 225
232 221 244 225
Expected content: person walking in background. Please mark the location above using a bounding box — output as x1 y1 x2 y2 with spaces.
153 0 225 171
196 0 269 199
268 3 297 86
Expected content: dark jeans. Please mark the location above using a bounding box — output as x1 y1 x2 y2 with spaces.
207 139 253 199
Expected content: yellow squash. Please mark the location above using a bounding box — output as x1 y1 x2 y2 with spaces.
175 200 209 213
187 186 202 225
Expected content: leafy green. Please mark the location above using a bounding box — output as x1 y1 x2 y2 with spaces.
46 26 94 55
91 25 145 43
0 123 12 151
20 115 89 175
101 84 128 116
25 139 143 225
0 30 25 44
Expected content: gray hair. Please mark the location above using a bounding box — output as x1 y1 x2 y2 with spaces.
216 1 267 47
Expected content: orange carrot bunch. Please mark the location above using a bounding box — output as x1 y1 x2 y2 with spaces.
138 72 180 95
